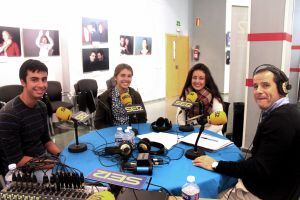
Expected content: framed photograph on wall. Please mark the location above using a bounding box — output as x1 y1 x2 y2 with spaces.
23 29 60 57
0 26 21 57
82 48 109 73
120 35 134 55
82 17 108 46
134 36 152 55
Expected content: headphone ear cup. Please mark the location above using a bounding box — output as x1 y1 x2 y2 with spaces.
282 81 291 95
138 138 151 153
119 141 132 158
164 118 171 128
156 117 165 127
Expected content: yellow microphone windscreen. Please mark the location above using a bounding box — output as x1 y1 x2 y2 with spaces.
207 111 227 125
87 191 115 200
186 92 198 102
56 107 72 121
120 92 132 106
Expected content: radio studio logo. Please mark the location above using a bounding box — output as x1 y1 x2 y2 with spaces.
172 100 193 109
124 104 145 114
88 168 147 190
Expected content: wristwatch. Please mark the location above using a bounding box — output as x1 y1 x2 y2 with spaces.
212 161 219 170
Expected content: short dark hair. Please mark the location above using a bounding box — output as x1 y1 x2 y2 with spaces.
253 64 291 96
19 59 48 82
114 63 133 77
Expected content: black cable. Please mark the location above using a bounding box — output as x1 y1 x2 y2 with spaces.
132 189 139 200
149 183 176 198
146 177 152 190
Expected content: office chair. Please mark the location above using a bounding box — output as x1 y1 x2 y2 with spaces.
74 79 98 127
106 76 116 90
222 102 230 134
0 84 23 104
46 81 73 113
44 81 73 135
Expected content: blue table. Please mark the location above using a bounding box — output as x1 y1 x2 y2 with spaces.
60 123 243 198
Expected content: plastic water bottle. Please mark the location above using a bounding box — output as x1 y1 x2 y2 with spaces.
123 129 131 143
181 175 200 200
115 127 123 146
5 163 16 187
127 126 135 145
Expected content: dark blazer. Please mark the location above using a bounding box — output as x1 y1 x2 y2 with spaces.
215 104 300 200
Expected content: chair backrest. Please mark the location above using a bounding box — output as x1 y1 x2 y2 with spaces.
0 85 23 103
76 79 98 98
106 77 116 90
46 81 62 101
222 102 230 134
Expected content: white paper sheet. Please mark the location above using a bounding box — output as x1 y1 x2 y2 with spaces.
179 132 233 151
137 132 183 150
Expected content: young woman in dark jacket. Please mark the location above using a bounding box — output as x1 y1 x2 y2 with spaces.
94 63 147 129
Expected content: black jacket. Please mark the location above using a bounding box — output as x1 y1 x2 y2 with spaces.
215 104 300 200
94 87 147 129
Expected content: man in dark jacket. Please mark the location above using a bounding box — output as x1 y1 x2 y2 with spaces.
193 64 300 200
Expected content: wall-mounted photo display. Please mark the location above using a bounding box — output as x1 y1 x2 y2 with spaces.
0 26 21 57
82 17 108 46
120 35 134 55
23 29 60 57
134 36 152 55
82 48 109 73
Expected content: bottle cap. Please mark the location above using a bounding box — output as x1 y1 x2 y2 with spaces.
187 175 195 182
8 163 16 171
127 126 132 130
117 127 122 131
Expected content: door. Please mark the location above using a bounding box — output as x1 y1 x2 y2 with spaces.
166 34 189 98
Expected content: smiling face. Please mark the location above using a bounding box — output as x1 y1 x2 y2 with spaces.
191 69 206 91
253 70 281 110
21 70 48 102
115 68 132 93
41 36 48 44
89 52 96 62
2 31 11 41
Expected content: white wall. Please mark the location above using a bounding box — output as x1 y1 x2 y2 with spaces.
289 0 300 103
0 0 191 102
191 0 226 93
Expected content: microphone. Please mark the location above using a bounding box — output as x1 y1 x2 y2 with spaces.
120 93 145 115
173 92 199 132
120 92 132 106
55 107 88 153
120 92 146 135
172 91 197 110
56 107 90 123
185 111 227 160
186 91 197 102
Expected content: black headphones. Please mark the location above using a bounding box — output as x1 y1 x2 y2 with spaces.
253 64 291 96
151 117 172 132
137 138 165 155
104 141 133 159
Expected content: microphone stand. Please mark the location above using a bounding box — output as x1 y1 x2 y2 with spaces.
185 118 206 160
129 114 139 136
179 109 194 132
68 120 87 153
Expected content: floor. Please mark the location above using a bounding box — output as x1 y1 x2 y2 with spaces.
52 97 179 150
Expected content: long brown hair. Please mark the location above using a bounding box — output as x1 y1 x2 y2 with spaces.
180 63 223 103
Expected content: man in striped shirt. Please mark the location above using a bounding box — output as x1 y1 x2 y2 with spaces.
0 59 60 175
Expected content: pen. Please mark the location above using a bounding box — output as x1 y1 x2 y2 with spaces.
201 137 218 142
